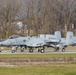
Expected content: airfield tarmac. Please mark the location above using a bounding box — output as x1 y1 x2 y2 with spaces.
0 49 76 54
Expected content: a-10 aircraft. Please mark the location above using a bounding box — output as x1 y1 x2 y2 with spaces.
25 31 63 53
0 31 76 53
0 35 30 53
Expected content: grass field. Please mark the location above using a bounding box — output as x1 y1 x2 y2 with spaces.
0 63 76 75
0 54 76 58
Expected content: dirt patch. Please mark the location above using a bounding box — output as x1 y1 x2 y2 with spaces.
0 57 76 66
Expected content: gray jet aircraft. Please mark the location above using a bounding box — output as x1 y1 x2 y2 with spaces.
0 35 30 53
25 31 64 53
51 31 76 52
26 31 75 53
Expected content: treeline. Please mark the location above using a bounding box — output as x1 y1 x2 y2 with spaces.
0 0 76 38
0 0 20 38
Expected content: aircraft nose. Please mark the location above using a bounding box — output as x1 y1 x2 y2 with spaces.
1 41 6 45
2 40 10 45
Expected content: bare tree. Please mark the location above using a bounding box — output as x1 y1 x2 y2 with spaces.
0 0 76 38
58 0 76 32
0 0 20 38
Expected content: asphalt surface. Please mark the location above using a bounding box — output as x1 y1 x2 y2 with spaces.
0 49 76 54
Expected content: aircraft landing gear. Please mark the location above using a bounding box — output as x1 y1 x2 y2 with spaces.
0 47 4 52
54 47 59 52
62 48 65 52
37 48 45 53
40 49 45 53
37 48 40 52
11 46 17 53
37 48 41 52
40 47 45 53
21 47 25 52
11 50 16 53
29 48 33 53
21 50 24 52
38 49 40 52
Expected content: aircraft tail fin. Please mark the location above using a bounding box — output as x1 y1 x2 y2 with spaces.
66 31 74 45
54 31 61 40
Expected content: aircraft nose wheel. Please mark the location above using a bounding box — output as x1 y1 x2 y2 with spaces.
11 46 17 53
21 47 25 52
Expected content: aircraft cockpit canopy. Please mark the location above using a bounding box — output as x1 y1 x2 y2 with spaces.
9 35 20 39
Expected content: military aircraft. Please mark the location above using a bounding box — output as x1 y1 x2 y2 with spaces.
26 31 75 53
51 31 76 52
25 31 64 53
0 35 30 53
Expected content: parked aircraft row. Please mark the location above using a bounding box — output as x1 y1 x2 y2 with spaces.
0 31 75 53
